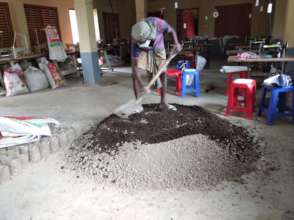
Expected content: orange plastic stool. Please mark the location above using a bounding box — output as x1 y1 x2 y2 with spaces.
225 79 256 120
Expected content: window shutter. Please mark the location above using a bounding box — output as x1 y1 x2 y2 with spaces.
0 2 14 49
24 4 61 51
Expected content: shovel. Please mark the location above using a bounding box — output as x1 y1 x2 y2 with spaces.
114 48 180 118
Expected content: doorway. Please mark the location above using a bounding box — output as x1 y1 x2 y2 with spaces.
176 8 199 41
103 12 120 43
147 10 164 19
214 3 252 37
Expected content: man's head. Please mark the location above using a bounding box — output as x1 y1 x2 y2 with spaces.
131 20 156 48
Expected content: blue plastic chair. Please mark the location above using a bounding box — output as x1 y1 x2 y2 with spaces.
181 69 201 97
258 85 294 125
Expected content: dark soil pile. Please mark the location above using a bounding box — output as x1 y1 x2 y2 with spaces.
66 104 261 190
80 104 259 162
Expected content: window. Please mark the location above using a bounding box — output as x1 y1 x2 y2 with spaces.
69 9 101 44
0 2 13 49
24 4 61 51
69 9 79 44
93 9 101 42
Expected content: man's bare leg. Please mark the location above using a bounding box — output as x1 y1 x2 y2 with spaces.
158 72 177 111
132 63 145 99
158 72 170 110
159 72 167 105
132 74 140 99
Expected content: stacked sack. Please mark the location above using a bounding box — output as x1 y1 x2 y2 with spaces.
3 63 29 96
1 57 65 97
38 58 65 89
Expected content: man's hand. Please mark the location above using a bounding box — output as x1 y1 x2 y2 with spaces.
143 86 151 94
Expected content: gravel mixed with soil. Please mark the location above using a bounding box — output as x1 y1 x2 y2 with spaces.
66 104 261 190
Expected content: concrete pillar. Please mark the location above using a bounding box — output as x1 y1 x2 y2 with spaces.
272 0 294 47
74 0 101 85
272 0 287 41
284 0 294 47
135 0 146 22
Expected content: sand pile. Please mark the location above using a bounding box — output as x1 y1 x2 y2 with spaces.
65 104 260 190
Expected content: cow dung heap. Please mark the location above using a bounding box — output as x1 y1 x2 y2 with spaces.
66 104 261 191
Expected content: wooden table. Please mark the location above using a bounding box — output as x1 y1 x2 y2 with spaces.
0 50 80 65
228 56 294 63
0 52 80 78
0 53 46 65
228 55 294 74
226 49 258 56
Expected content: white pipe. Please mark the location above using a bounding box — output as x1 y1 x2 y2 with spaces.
11 32 29 56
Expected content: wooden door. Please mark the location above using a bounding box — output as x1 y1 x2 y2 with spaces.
215 3 252 37
176 9 184 41
103 12 120 43
182 10 195 40
176 9 198 41
147 11 164 19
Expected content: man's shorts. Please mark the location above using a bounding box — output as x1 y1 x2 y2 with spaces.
137 50 167 88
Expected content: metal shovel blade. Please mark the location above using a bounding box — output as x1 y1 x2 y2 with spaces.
113 97 144 118
113 47 181 119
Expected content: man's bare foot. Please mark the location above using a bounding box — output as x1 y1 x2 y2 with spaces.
158 103 177 111
144 87 151 94
138 87 151 97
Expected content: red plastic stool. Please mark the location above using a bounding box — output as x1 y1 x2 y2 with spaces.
220 66 250 96
225 78 256 120
166 69 182 96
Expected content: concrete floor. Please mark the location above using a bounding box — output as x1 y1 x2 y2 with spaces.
0 67 228 126
0 68 293 219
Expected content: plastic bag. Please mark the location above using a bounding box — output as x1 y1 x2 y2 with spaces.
58 58 78 76
196 55 207 71
45 26 67 61
38 57 65 89
20 60 32 71
263 74 292 87
237 51 258 59
3 64 29 96
24 66 49 92
0 116 60 148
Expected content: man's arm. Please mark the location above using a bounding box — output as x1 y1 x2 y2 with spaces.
165 22 182 52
